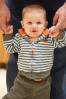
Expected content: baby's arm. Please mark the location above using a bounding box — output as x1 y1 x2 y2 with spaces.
0 26 20 53
43 26 66 47
52 30 66 48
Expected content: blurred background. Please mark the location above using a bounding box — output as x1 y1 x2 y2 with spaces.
0 35 9 98
0 34 9 68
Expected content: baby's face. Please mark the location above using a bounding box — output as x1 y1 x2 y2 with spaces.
21 10 47 38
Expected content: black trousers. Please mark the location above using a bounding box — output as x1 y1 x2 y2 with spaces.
51 46 66 99
6 7 66 99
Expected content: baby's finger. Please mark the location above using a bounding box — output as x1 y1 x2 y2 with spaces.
49 31 59 37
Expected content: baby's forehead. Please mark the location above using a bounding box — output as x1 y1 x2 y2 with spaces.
25 10 44 16
23 11 46 21
22 5 46 19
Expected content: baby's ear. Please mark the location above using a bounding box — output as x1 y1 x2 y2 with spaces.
21 20 24 28
45 21 48 27
43 21 48 30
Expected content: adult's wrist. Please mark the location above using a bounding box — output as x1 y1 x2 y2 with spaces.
0 0 5 5
64 1 66 6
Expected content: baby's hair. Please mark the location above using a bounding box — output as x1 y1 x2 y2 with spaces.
22 2 46 20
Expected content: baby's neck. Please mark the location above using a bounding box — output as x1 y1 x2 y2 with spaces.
29 37 38 42
27 36 38 42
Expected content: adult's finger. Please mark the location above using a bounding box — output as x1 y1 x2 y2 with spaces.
53 12 59 25
55 15 66 31
0 16 8 32
6 8 10 24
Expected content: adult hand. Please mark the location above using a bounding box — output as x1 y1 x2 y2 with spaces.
0 3 10 32
49 2 66 37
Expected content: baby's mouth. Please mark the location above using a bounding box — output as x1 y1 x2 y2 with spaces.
32 30 37 32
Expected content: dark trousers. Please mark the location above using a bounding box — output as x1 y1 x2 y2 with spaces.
6 53 18 92
51 46 66 99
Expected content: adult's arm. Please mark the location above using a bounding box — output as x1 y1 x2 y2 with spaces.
48 2 66 37
0 0 10 32
0 0 5 4
53 2 66 30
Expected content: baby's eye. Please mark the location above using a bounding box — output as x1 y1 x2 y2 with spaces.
27 22 32 25
37 22 41 24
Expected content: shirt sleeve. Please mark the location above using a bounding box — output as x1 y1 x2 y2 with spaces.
3 33 21 53
52 30 66 48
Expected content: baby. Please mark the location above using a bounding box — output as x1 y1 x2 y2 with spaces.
2 3 66 99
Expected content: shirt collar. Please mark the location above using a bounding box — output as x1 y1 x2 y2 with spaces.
24 33 48 43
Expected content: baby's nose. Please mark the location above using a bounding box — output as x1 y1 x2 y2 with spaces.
32 24 37 27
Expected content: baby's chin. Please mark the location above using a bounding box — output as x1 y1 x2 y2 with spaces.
26 32 42 38
28 35 40 38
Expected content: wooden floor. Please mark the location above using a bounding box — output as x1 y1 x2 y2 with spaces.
0 69 7 99
0 33 9 98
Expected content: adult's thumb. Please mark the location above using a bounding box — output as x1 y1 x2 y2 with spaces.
53 13 59 25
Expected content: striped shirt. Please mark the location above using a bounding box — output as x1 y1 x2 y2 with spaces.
3 31 66 73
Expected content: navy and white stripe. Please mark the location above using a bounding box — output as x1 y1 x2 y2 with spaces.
3 31 66 72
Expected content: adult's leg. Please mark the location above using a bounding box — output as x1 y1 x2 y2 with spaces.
47 11 66 99
51 47 66 99
6 0 21 92
6 12 20 92
6 53 18 92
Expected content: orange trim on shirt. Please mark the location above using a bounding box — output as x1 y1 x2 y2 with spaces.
18 28 49 36
43 28 49 36
33 78 42 82
18 28 25 35
18 28 48 42
41 39 48 42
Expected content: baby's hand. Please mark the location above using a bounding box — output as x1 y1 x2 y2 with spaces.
48 26 59 37
0 25 13 35
5 25 13 34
